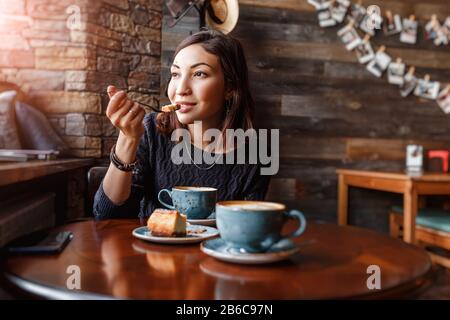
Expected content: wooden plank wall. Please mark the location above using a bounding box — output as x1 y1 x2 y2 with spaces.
161 0 450 232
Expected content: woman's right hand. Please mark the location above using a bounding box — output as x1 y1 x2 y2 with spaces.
106 85 146 143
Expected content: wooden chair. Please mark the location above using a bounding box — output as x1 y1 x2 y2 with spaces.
85 166 108 217
389 206 450 268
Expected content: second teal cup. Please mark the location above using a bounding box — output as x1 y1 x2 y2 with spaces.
216 200 307 253
157 186 217 220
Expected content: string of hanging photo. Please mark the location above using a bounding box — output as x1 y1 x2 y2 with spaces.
307 0 450 114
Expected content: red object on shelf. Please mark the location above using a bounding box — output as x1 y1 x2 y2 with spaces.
428 150 449 172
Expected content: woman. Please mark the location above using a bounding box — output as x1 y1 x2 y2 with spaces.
94 29 271 219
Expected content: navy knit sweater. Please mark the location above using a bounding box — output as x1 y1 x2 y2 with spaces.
93 112 271 219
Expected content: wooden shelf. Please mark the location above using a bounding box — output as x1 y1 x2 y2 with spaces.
0 158 95 187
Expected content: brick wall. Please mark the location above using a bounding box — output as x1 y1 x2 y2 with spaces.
0 0 162 158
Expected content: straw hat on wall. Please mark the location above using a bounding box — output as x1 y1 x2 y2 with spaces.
205 0 239 34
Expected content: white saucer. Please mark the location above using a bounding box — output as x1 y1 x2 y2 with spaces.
200 238 299 264
132 225 219 244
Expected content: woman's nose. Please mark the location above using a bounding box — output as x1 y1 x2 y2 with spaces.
175 77 192 96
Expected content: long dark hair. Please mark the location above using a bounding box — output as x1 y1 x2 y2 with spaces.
156 29 254 140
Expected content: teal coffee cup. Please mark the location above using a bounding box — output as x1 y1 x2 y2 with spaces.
216 200 307 253
157 186 217 220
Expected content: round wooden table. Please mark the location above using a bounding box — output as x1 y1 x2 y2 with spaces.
0 219 433 299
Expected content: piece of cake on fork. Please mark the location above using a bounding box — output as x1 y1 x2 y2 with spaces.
161 104 180 112
147 209 186 237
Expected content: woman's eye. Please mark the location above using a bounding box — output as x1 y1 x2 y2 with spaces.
170 72 179 78
194 71 207 77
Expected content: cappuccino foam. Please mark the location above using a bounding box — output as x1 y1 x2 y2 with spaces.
175 186 217 191
226 203 283 211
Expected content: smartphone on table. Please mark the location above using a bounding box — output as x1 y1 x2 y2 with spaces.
6 230 73 254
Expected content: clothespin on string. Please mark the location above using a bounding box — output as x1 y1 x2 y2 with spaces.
407 66 416 77
363 34 371 43
377 45 386 53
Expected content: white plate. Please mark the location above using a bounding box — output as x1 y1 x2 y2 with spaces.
132 225 219 244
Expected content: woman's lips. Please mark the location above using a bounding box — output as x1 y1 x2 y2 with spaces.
177 103 195 113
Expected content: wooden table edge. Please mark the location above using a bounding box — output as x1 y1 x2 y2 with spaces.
1 270 116 300
336 169 409 181
2 264 434 300
344 262 435 300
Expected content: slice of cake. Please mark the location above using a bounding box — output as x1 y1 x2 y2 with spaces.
161 104 180 112
147 209 186 237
